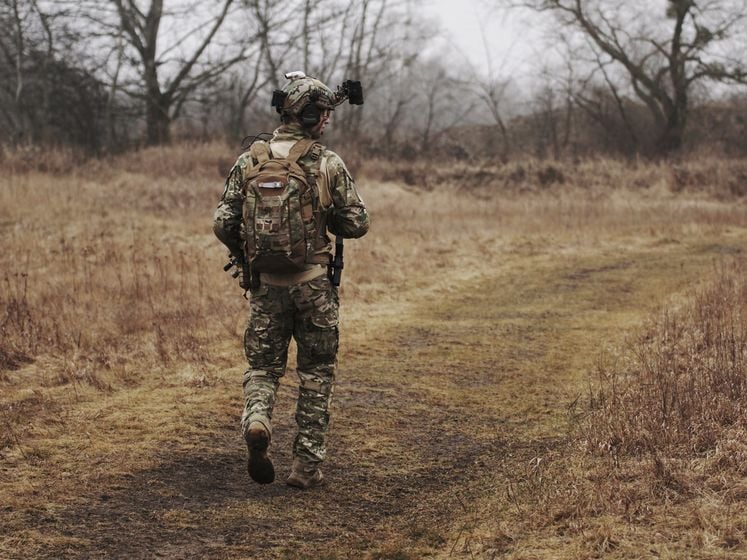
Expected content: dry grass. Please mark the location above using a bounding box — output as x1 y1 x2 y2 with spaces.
6 143 744 377
587 257 747 460
2 143 747 558
362 154 747 199
450 258 747 559
0 142 239 368
0 172 230 376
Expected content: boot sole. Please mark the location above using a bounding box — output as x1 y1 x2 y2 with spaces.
246 429 274 484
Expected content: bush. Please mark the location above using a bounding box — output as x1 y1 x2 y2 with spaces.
585 258 747 460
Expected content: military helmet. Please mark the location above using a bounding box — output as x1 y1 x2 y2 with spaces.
274 72 334 123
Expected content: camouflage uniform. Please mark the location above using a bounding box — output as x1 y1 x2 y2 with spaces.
214 122 369 467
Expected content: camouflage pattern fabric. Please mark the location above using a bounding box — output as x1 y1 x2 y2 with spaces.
214 123 369 261
241 274 339 464
214 123 369 467
242 139 325 272
280 76 335 115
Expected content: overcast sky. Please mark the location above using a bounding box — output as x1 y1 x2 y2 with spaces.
424 0 543 72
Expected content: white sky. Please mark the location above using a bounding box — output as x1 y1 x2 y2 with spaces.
424 0 543 74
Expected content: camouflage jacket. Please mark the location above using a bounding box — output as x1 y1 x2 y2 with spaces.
213 124 370 261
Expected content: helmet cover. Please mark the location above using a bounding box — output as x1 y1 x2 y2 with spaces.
280 72 335 117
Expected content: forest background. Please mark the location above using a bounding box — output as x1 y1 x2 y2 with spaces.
2 0 746 160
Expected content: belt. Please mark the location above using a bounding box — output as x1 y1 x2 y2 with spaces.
259 264 326 286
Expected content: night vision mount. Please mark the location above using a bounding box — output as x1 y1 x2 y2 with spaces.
335 79 364 106
271 71 364 114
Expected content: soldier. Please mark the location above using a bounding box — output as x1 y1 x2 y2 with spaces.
213 72 369 489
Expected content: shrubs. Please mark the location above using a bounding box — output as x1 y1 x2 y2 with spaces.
0 165 235 386
493 259 747 555
585 258 747 461
3 142 747 200
0 144 89 175
361 154 747 199
0 271 36 370
0 141 232 179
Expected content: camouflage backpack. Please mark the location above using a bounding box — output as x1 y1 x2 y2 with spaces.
241 138 329 273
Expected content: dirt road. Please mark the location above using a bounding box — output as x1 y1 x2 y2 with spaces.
4 226 745 559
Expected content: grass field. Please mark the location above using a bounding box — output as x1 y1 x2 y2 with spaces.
1 144 746 559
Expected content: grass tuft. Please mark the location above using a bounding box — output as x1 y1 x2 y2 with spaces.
585 258 747 460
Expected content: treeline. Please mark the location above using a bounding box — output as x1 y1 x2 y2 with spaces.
1 0 746 159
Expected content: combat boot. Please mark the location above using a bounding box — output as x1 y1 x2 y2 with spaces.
244 421 274 484
286 458 324 489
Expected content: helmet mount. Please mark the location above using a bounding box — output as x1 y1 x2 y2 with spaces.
271 71 364 127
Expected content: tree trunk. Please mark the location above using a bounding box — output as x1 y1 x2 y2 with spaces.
142 47 170 146
146 102 170 145
657 111 685 154
145 87 171 145
656 66 688 155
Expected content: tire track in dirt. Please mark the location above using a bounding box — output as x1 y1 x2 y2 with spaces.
8 238 746 559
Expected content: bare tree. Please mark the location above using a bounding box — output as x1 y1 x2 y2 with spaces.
507 0 747 154
572 54 643 154
376 80 411 156
97 0 248 145
245 0 299 89
474 71 513 161
230 54 270 138
531 84 563 158
0 0 107 148
0 0 55 140
297 0 356 83
415 63 477 156
465 25 519 162
333 0 428 139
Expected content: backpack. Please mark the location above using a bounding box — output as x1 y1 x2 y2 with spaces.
241 138 330 273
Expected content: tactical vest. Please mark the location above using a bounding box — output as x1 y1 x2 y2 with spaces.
241 138 330 274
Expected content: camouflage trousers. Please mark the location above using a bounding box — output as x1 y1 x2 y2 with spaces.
241 274 339 465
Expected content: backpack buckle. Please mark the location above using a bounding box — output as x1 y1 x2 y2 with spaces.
309 144 322 161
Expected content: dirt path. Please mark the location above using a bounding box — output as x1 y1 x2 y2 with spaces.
2 232 746 559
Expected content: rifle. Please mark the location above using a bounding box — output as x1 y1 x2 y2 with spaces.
223 252 255 293
328 235 344 287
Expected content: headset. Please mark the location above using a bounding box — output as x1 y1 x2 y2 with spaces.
300 93 324 127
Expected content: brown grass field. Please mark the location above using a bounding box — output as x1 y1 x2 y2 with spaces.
1 144 747 559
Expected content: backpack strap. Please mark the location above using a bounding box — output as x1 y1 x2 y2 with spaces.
286 138 318 164
249 141 271 164
284 138 330 261
294 140 332 209
317 155 333 208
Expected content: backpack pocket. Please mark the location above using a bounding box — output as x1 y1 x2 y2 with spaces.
245 175 308 272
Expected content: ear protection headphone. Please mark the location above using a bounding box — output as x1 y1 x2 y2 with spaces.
300 103 322 127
